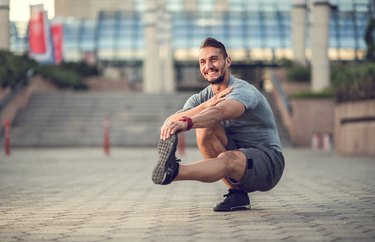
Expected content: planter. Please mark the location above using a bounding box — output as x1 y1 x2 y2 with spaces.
335 100 375 156
290 98 335 147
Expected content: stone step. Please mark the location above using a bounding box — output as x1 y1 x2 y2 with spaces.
6 91 289 148
7 92 196 147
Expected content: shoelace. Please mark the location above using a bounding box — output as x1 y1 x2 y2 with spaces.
223 191 234 198
223 189 242 198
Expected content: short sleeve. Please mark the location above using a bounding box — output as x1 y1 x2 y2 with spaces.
182 94 201 110
226 81 259 109
180 86 214 111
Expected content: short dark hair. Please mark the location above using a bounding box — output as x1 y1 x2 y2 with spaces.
200 37 228 59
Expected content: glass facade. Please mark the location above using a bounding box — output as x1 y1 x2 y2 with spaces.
9 0 373 63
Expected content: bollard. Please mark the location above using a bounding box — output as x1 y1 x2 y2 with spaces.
322 132 332 151
103 118 110 156
178 132 185 156
311 132 321 151
4 119 11 156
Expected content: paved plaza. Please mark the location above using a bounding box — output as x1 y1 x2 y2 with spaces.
0 147 374 242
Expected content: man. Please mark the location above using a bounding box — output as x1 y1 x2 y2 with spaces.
152 37 285 212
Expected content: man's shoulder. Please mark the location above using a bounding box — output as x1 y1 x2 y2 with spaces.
229 77 258 95
231 76 253 87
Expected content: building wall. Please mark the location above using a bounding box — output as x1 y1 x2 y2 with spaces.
55 0 134 19
290 98 335 147
335 100 375 156
55 0 234 19
9 0 367 65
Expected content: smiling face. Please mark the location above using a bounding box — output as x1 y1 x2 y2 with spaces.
199 46 231 85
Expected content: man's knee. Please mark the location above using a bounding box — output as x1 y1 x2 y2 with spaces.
218 150 246 175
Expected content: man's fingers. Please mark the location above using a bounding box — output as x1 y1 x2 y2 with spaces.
160 121 181 140
219 86 233 97
160 125 170 140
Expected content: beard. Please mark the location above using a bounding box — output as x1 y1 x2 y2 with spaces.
207 73 225 84
206 63 226 84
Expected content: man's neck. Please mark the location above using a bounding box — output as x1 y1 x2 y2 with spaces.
211 74 231 94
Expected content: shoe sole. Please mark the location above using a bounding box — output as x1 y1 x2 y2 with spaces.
152 133 178 184
213 205 251 212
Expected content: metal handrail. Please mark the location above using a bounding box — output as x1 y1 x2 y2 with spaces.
0 69 34 112
270 71 292 115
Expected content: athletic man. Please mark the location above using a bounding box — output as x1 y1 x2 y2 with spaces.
152 37 285 212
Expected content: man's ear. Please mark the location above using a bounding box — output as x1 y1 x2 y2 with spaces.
226 56 232 67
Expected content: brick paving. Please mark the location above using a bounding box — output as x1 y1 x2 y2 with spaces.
0 148 374 242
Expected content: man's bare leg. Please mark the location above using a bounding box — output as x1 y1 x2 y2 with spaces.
174 150 246 183
174 126 246 186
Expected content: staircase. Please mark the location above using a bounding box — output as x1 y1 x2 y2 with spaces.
5 90 290 148
7 92 196 147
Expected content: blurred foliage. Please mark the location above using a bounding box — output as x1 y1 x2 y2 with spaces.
275 57 294 67
60 61 99 77
0 51 100 90
288 63 375 102
0 50 38 88
289 88 334 99
36 65 87 90
286 64 311 83
331 62 375 102
36 61 100 90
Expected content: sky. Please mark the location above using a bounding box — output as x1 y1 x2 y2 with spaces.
9 0 55 21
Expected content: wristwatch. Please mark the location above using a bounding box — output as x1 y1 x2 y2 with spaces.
179 116 193 131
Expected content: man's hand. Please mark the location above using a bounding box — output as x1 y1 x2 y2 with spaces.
204 86 234 108
160 120 188 140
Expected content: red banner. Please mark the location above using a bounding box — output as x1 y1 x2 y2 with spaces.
29 11 47 54
51 23 63 64
28 5 53 63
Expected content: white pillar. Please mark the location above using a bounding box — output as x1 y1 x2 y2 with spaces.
143 0 161 93
160 11 175 93
0 0 9 50
292 0 307 66
184 0 197 12
311 0 331 92
216 0 229 12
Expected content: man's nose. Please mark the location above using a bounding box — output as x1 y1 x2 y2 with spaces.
205 61 213 69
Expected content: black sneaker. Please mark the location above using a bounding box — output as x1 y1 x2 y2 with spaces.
213 189 251 212
152 133 180 185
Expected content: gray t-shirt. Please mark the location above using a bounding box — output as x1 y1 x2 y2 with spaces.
182 75 282 152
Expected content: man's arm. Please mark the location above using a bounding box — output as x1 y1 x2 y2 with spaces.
190 99 245 128
160 98 245 140
162 102 209 124
164 86 234 123
160 87 233 139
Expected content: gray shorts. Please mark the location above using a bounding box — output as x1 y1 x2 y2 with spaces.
225 137 285 193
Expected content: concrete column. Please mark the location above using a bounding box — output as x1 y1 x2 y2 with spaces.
0 0 9 50
216 0 229 12
184 0 197 12
159 11 175 93
143 0 161 93
311 0 331 92
292 0 307 66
